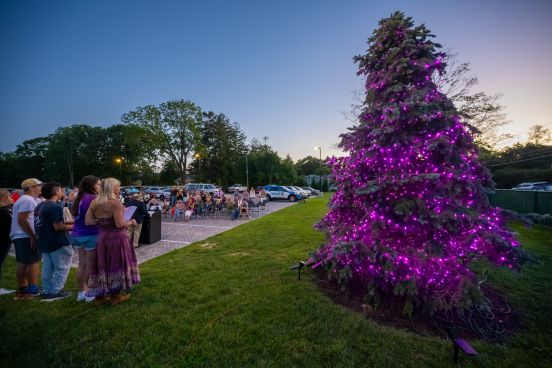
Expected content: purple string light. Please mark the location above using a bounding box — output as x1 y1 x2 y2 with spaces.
313 12 522 311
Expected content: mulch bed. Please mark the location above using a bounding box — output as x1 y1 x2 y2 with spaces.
311 270 522 343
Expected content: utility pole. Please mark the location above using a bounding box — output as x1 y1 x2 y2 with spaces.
246 152 249 190
315 146 322 192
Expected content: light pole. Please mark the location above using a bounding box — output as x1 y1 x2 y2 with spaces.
314 146 322 192
245 151 249 191
194 153 201 181
115 157 123 181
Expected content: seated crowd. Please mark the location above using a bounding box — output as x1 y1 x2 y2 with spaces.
125 186 268 222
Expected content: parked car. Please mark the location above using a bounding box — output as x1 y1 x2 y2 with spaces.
287 186 310 198
301 186 320 196
121 186 140 195
228 184 247 193
144 186 165 197
185 183 221 196
511 182 550 191
264 185 303 202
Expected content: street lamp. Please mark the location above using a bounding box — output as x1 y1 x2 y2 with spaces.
245 151 249 191
194 153 201 181
115 157 123 181
314 146 322 192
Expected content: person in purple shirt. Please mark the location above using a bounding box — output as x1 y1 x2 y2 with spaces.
70 175 101 302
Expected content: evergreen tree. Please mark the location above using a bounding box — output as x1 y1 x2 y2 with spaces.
314 12 525 313
192 111 248 186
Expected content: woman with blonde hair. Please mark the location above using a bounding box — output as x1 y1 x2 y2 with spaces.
85 178 140 305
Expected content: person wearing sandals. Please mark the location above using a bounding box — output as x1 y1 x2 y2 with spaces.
85 178 140 305
70 175 101 302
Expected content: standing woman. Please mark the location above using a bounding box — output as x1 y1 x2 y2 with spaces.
170 186 178 207
0 190 14 295
85 178 140 305
71 175 101 302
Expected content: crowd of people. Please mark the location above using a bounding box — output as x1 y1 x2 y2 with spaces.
0 179 270 304
125 186 268 223
0 176 140 304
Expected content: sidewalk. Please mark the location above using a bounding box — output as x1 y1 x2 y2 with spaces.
133 201 295 264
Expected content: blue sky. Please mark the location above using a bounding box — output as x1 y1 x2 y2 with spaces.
1 0 551 159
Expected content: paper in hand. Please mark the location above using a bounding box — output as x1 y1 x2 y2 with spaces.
63 207 74 223
124 206 137 222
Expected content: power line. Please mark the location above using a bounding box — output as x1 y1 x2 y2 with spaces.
481 146 552 165
485 152 552 167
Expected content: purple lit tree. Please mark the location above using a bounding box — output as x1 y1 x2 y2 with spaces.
314 12 525 314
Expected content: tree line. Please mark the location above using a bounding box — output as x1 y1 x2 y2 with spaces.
481 124 552 189
0 100 330 189
2 51 549 190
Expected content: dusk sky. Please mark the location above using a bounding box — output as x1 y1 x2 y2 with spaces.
1 0 551 160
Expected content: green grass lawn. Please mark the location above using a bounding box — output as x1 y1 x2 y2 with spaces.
1 196 551 367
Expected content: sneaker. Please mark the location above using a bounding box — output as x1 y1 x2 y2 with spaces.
0 288 15 296
77 291 95 302
41 290 72 302
24 285 41 297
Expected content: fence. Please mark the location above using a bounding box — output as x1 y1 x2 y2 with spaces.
488 189 552 227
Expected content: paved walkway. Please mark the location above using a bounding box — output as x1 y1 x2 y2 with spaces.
70 201 295 266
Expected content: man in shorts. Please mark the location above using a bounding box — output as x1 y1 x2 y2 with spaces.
10 178 43 300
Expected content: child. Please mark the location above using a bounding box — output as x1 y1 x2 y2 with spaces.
161 199 170 219
174 200 185 221
34 182 74 302
239 198 250 219
227 198 239 220
184 208 193 222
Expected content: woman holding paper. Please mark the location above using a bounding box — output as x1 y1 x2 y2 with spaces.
85 178 140 305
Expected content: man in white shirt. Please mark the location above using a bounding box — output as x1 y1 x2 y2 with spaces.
10 178 43 300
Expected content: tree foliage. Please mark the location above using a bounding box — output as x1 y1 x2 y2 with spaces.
314 12 525 313
2 99 336 188
436 53 512 149
190 111 248 187
527 124 552 145
121 99 203 184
